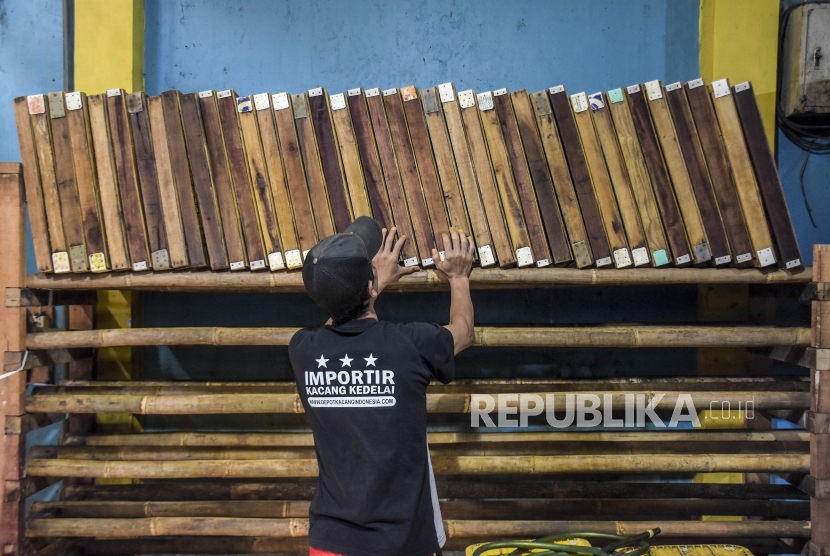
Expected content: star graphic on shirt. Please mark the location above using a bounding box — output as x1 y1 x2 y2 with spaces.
340 354 353 367
364 354 378 367
315 355 328 368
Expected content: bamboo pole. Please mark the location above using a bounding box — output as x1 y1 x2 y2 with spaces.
25 517 811 538
27 390 809 414
26 266 812 292
69 429 810 447
29 498 807 519
25 325 811 349
60 481 807 502
26 454 809 478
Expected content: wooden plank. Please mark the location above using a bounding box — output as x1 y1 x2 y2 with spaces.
329 93 372 220
147 95 189 269
643 81 709 265
198 91 247 269
236 96 283 271
13 97 52 272
5 288 98 308
66 93 109 272
709 78 776 267
159 90 207 268
180 93 229 270
253 94 301 270
457 88 514 267
664 82 731 266
126 92 169 271
589 92 649 266
492 89 554 267
384 88 436 265
733 81 803 269
510 90 572 266
421 87 473 236
624 85 692 266
346 89 392 228
30 95 70 272
548 86 613 267
87 95 130 271
308 88 353 232
48 92 88 272
272 92 317 259
476 91 533 268
401 86 451 261
571 91 630 268
529 91 592 268
216 90 267 269
293 93 335 241
106 89 150 271
685 79 754 266
606 88 670 266
364 88 418 265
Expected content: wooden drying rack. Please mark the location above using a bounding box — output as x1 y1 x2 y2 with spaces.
0 164 827 555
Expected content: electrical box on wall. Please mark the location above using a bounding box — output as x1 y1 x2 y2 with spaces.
781 3 830 122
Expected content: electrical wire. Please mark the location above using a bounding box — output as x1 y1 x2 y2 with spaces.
471 529 660 556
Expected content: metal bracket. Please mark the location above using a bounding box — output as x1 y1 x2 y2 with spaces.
89 252 107 273
734 82 751 93
676 254 691 265
348 88 362 97
308 87 323 97
607 88 624 104
735 252 753 264
126 93 143 114
303 249 311 259
422 88 440 114
632 247 650 267
151 249 170 270
330 94 346 111
229 261 246 271
570 93 588 113
292 95 308 119
477 92 494 111
272 93 290 111
199 90 213 99
52 252 70 274
132 260 149 272
438 83 455 103
48 92 66 118
382 88 397 97
588 92 605 110
549 85 565 95
65 92 83 111
253 93 270 111
106 89 122 97
458 90 476 109
216 90 232 99
516 246 534 268
493 88 508 97
613 248 632 268
786 258 802 269
711 79 731 98
285 249 303 269
714 255 732 266
27 95 46 115
250 259 266 270
365 88 380 98
531 91 552 116
536 258 551 268
400 86 417 101
652 250 669 267
756 247 776 267
268 252 285 271
687 78 704 90
665 82 682 92
572 241 592 268
693 242 712 263
421 257 435 267
626 84 641 94
478 245 495 267
403 257 419 267
595 256 612 268
644 80 663 101
236 96 253 113
69 244 88 272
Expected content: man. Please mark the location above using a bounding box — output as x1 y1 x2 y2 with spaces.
289 216 475 556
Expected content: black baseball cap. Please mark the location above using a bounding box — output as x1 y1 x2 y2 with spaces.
302 216 384 317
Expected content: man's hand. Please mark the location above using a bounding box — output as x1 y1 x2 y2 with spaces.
372 227 419 295
433 228 474 282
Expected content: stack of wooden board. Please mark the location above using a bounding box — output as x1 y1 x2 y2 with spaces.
14 77 802 275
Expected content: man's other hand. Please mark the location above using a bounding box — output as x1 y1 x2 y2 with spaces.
433 228 474 281
372 227 419 294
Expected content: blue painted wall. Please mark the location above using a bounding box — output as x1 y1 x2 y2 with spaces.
0 0 63 274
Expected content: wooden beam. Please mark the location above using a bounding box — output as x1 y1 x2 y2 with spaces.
3 349 92 372
5 288 97 308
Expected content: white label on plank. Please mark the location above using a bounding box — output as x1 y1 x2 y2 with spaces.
52 252 70 274
230 261 246 270
734 82 751 93
250 259 266 270
217 90 232 99
516 246 533 267
632 247 649 266
613 248 632 268
736 252 753 263
493 88 508 96
382 88 397 96
477 92 494 111
27 95 46 114
785 258 801 269
365 88 380 98
626 84 641 94
107 89 121 97
253 93 270 111
588 92 605 110
199 90 214 98
89 252 108 272
676 254 691 265
711 79 731 98
757 247 776 267
595 256 613 267
308 87 323 97
348 88 362 97
403 257 419 267
285 249 303 269
132 261 148 271
268 252 285 271
536 259 551 268
272 92 290 110
549 85 565 94
438 83 455 103
478 245 495 267
236 96 253 113
458 90 476 109
570 93 589 113
65 92 83 111
665 82 682 92
330 93 346 111
687 78 705 89
151 249 170 270
644 80 663 101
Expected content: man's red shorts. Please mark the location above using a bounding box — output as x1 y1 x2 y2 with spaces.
310 549 434 556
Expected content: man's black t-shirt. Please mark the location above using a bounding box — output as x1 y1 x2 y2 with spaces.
288 318 455 556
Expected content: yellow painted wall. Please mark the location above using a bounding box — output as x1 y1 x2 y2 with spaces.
700 0 779 146
74 0 144 94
